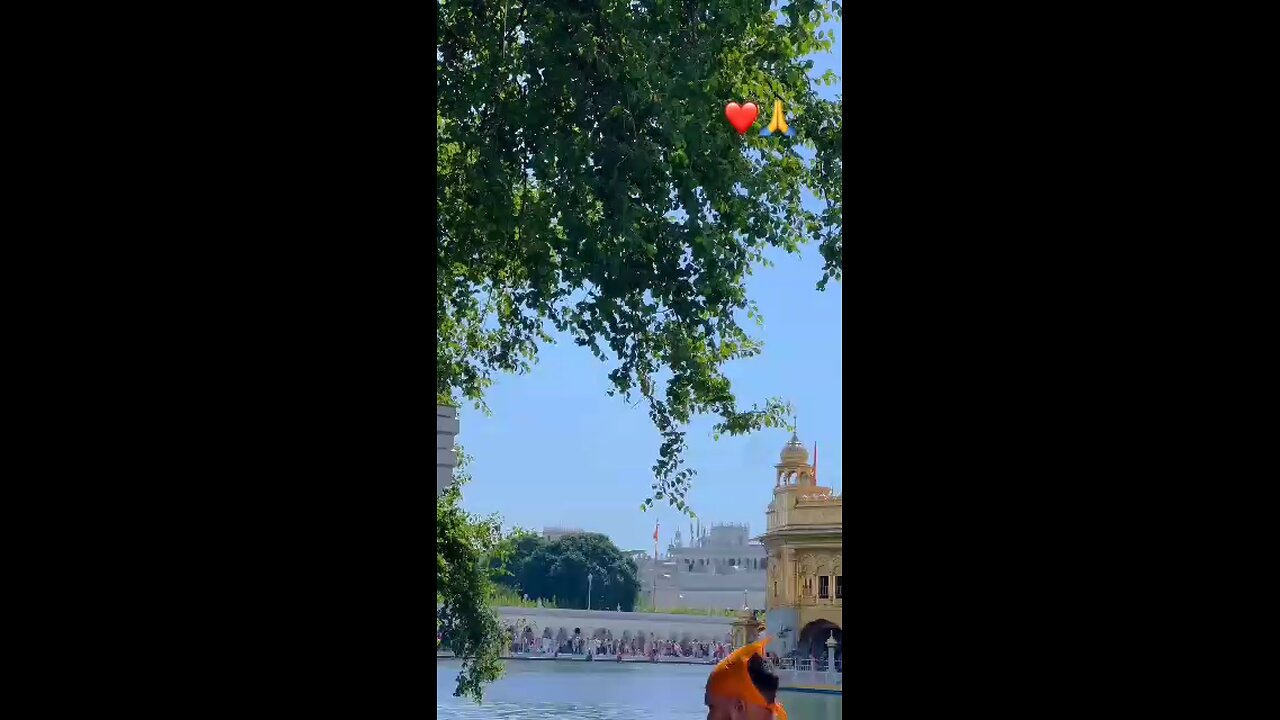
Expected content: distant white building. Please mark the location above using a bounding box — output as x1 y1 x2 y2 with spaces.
639 522 767 611
542 527 586 541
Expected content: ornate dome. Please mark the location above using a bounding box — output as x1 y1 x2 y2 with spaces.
780 432 809 464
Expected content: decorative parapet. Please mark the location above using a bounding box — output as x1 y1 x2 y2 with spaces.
797 490 841 504
776 492 843 528
436 405 459 498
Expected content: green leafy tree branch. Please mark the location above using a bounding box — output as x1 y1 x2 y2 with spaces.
436 448 507 702
438 0 842 514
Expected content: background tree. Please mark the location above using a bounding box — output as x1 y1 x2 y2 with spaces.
498 532 642 611
438 0 843 514
488 528 545 587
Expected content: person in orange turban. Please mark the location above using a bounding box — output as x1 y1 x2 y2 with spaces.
704 636 787 720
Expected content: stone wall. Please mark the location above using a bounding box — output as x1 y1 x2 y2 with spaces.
494 606 734 643
666 571 767 591
436 405 458 498
639 559 767 611
643 588 766 611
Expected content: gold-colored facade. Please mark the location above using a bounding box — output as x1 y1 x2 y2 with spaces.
730 608 766 649
758 433 843 657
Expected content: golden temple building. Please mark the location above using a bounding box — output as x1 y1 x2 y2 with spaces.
759 432 843 660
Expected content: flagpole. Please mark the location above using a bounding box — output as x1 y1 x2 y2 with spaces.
652 519 658 611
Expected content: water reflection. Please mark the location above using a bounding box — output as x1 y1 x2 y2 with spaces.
437 659 841 719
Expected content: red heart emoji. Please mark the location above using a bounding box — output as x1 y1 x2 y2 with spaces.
725 102 758 135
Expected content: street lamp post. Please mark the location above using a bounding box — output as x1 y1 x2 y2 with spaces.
587 572 593 610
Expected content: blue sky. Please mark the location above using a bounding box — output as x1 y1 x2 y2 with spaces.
457 13 842 554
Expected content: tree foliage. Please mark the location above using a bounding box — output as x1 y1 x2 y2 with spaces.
437 0 843 514
436 451 507 702
487 528 545 586
493 531 642 611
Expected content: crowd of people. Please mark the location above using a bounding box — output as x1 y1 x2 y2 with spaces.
504 625 736 662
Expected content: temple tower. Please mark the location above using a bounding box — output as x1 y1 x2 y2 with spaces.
759 431 843 658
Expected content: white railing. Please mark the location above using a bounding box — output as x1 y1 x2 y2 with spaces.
769 657 842 687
